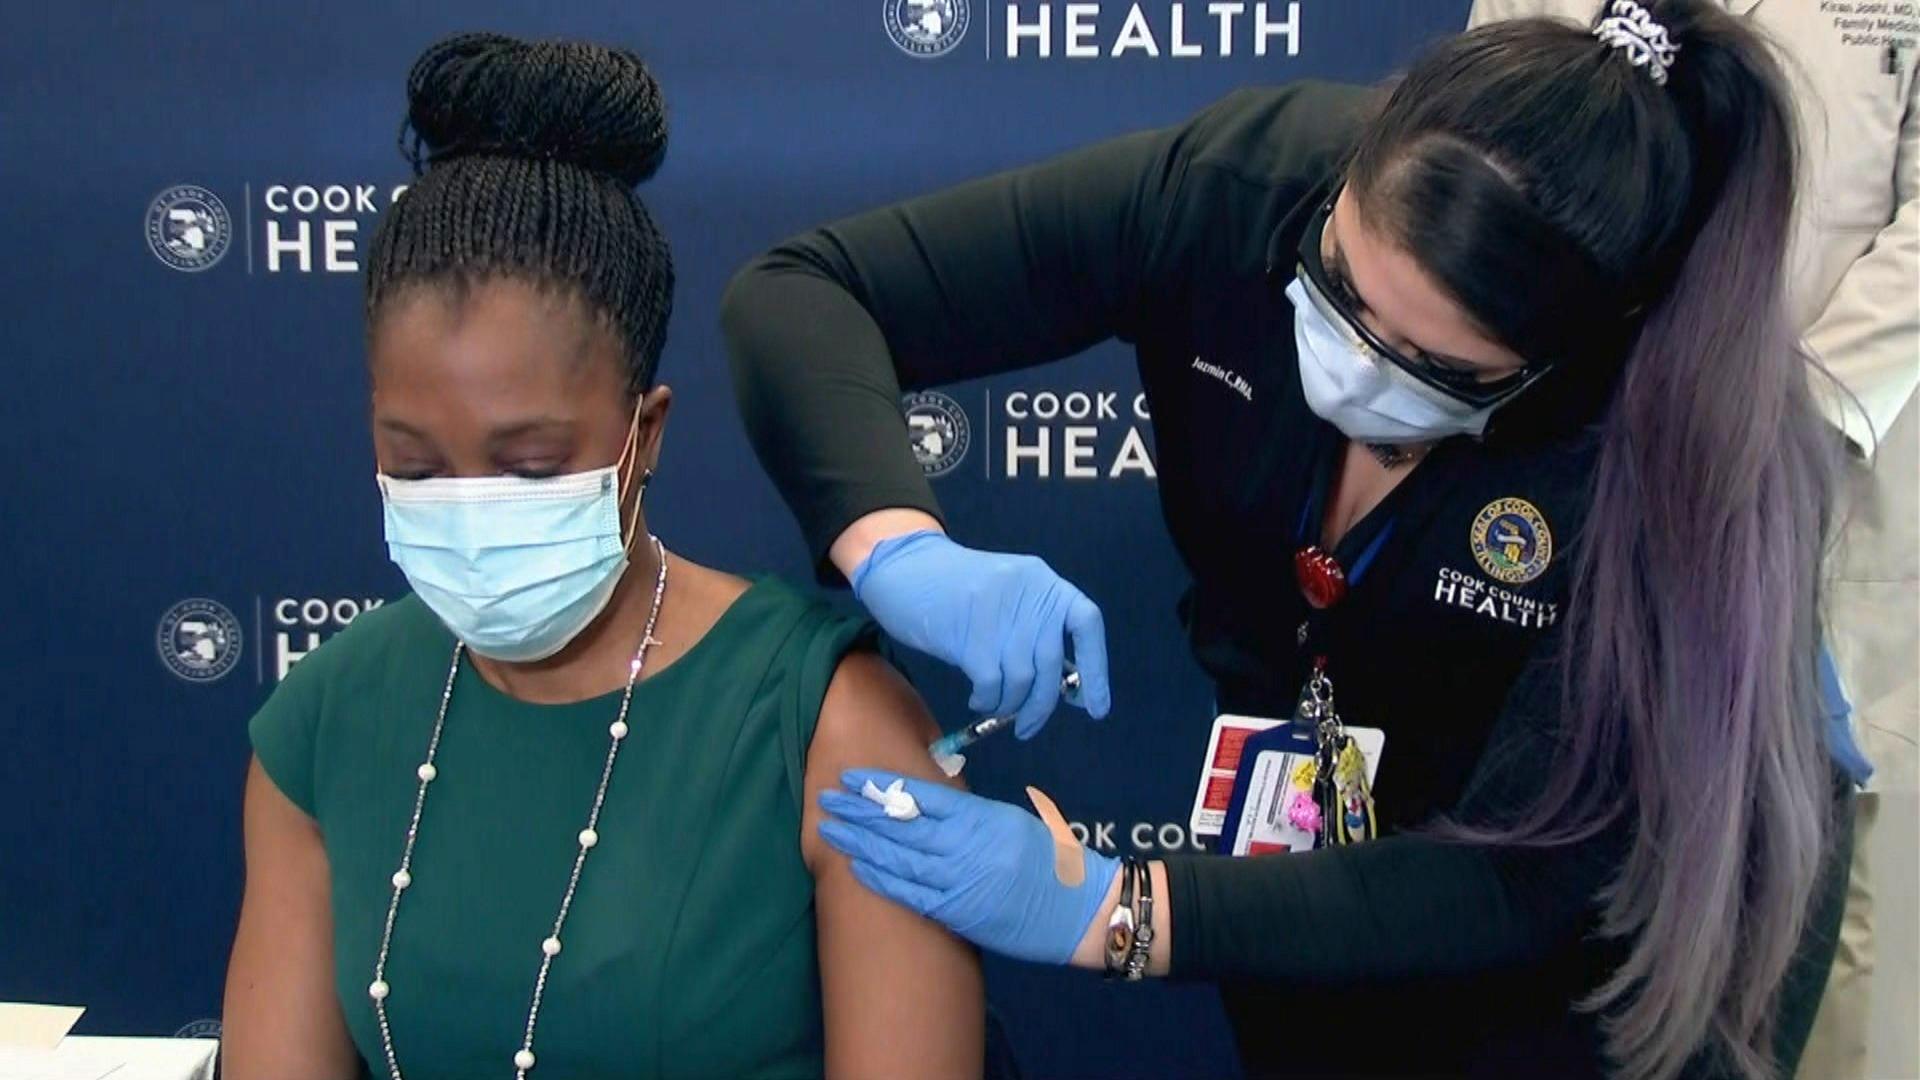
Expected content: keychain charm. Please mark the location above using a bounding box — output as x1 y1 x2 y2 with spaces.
1296 659 1377 848
1332 740 1376 844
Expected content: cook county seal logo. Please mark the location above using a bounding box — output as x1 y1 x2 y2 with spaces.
146 185 232 272
173 1019 222 1039
885 0 970 57
902 390 970 476
1471 498 1553 585
157 598 244 683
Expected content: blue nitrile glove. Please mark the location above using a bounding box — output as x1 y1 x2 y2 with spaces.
850 530 1112 738
1819 645 1873 786
817 769 1120 965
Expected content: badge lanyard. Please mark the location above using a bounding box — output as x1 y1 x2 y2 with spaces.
1290 455 1395 612
1286 465 1385 847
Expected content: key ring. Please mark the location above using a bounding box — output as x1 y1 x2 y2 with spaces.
1302 659 1345 745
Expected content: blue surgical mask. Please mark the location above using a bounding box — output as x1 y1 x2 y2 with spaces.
377 413 647 663
1287 277 1495 444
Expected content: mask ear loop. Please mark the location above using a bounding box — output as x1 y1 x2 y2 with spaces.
614 403 651 558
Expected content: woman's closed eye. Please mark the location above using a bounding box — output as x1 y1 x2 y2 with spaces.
1327 266 1509 387
384 464 569 481
1413 354 1492 388
1325 265 1367 318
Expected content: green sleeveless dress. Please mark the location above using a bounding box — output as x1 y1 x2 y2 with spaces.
248 576 876 1079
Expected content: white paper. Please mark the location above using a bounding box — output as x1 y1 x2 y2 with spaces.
0 1003 83 1050
0 1056 123 1080
0 1044 122 1080
0 1036 219 1080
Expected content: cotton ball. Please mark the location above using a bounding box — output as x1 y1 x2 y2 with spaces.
860 778 922 821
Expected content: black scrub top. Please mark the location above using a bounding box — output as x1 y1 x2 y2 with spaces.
722 82 1842 1078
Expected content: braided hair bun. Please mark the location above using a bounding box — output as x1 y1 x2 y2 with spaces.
403 32 667 187
369 33 677 392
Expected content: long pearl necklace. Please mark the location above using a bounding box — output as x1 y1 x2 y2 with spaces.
369 536 670 1080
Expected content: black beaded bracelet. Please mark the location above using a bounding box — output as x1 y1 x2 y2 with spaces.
1124 860 1155 980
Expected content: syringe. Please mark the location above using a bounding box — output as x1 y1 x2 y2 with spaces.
928 666 1084 777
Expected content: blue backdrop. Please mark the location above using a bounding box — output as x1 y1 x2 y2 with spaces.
2 3 1470 1075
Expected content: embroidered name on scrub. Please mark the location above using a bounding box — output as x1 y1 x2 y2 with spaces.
1433 567 1561 629
1190 355 1254 402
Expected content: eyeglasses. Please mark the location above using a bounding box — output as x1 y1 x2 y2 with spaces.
1294 191 1550 409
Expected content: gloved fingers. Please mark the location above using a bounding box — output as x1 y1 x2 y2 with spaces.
962 650 1005 715
966 553 1042 713
817 787 910 824
818 818 965 890
824 790 983 863
818 786 954 850
847 858 947 919
1062 588 1112 719
994 637 1038 724
838 769 979 823
1013 628 1066 740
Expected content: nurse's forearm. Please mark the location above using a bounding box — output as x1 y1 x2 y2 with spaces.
721 258 947 575
1069 860 1174 977
829 509 946 579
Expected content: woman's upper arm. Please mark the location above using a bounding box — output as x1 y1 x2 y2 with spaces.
222 757 360 1080
803 651 985 1080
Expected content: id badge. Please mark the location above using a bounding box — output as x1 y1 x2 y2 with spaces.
1187 714 1285 843
1219 724 1317 855
1220 723 1385 856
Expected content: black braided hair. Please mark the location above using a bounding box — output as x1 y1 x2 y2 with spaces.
366 33 673 393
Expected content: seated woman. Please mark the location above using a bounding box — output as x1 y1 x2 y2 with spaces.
220 33 983 1080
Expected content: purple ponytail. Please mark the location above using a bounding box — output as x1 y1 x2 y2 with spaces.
1349 3 1841 1075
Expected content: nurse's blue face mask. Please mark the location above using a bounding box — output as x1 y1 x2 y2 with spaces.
377 405 648 663
1288 276 1498 444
